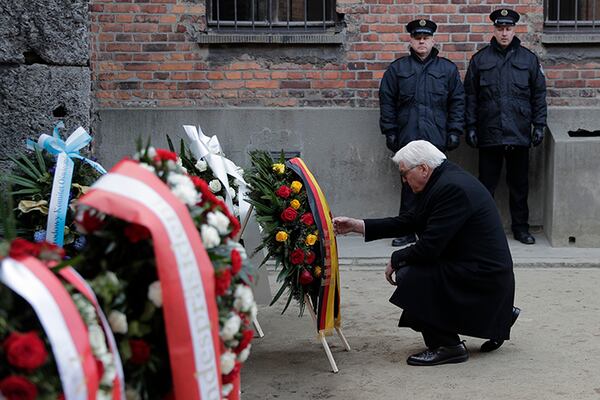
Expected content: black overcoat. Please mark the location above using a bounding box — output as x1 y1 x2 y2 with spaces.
379 48 465 150
364 161 515 340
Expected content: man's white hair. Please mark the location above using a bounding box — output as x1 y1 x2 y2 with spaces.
392 140 447 168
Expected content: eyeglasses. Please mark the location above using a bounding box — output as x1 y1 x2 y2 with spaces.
400 165 420 178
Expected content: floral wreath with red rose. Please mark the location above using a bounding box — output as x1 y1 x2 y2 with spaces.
74 145 256 399
245 150 322 315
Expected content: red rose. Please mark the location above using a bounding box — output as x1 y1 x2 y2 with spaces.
124 223 151 243
37 241 66 261
215 268 232 296
231 249 242 275
3 331 48 370
280 207 298 223
154 148 178 162
275 185 292 199
305 250 316 265
129 339 151 365
0 375 37 400
222 361 241 384
290 248 304 265
300 212 314 226
299 269 314 285
8 238 40 259
76 209 105 234
95 358 105 379
235 329 254 353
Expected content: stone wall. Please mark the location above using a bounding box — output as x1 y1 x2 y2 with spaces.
0 0 91 170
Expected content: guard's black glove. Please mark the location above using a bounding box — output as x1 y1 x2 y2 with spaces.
532 127 545 147
466 129 478 148
385 134 400 152
446 134 460 151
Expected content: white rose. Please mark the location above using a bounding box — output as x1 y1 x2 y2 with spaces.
108 310 128 334
147 281 163 308
250 303 258 320
126 388 141 400
195 159 208 172
222 384 234 397
166 160 177 170
201 225 221 248
220 351 237 375
238 344 251 363
216 195 225 202
88 324 108 354
220 313 242 341
207 211 230 235
147 147 157 159
228 186 236 199
233 285 255 312
209 179 222 193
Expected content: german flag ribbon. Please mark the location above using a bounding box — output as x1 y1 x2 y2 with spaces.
287 158 341 334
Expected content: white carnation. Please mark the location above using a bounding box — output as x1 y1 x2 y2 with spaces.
168 173 199 206
216 195 225 202
88 324 108 354
138 162 155 174
220 351 237 375
209 179 222 193
222 384 234 397
250 303 258 320
195 159 208 172
207 211 230 235
233 285 255 312
108 310 128 334
147 280 162 308
238 344 251 363
166 160 177 170
147 147 157 159
220 313 242 341
201 225 221 248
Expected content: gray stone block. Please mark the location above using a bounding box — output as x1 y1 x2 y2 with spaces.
0 0 89 65
0 64 91 162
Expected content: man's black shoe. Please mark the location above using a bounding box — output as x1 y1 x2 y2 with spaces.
406 343 469 366
391 234 416 247
480 307 521 353
513 231 535 245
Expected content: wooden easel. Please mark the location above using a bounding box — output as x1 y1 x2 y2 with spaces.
304 294 351 373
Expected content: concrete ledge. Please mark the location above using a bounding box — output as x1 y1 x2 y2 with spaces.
197 33 344 44
541 32 600 44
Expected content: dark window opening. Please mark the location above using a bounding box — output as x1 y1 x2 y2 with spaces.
545 0 600 31
208 0 338 32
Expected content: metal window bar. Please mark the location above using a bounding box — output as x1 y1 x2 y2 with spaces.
252 0 255 31
574 0 578 29
594 0 597 29
545 0 600 30
234 0 238 30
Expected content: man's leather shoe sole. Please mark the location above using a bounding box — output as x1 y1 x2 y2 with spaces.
480 306 521 353
407 343 469 366
513 232 535 245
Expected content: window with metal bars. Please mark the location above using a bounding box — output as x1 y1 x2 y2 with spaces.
208 0 337 32
545 0 600 31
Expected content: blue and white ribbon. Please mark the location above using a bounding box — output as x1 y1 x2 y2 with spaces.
182 125 249 220
27 122 107 246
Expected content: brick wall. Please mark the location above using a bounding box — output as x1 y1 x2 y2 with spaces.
90 0 600 108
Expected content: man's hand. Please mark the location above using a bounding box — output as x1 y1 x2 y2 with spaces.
385 134 399 152
532 127 545 147
385 261 396 286
466 129 478 148
446 134 460 151
332 217 365 236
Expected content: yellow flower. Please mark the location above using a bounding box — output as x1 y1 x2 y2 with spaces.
314 266 322 278
290 181 303 194
290 199 301 210
275 231 288 242
305 234 318 246
272 163 285 174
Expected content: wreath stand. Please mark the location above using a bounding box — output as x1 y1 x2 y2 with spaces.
303 294 351 373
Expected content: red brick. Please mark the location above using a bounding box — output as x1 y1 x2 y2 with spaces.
281 81 311 89
246 80 279 89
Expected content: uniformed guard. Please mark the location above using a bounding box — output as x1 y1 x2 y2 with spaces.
464 8 547 245
379 18 465 247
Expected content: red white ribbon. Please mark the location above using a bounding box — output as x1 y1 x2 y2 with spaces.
0 256 99 400
60 267 125 400
79 160 222 400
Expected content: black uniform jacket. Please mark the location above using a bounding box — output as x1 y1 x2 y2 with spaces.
464 37 547 147
379 48 465 149
364 161 515 340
